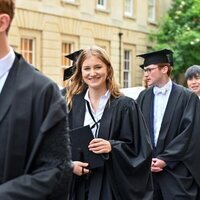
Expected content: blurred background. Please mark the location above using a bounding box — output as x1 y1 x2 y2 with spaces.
9 0 199 88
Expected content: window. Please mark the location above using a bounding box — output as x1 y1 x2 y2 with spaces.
97 0 107 10
61 43 73 67
19 29 41 70
21 38 35 65
148 0 156 21
123 50 131 88
124 0 133 17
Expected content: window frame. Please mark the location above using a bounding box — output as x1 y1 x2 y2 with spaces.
97 0 107 10
61 42 74 68
20 37 35 66
123 50 132 88
148 0 156 22
19 29 41 71
124 0 133 17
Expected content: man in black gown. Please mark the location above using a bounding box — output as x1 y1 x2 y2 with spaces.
137 49 200 200
0 0 72 199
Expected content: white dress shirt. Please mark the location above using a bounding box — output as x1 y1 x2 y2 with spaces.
0 48 15 93
153 80 172 146
84 89 110 137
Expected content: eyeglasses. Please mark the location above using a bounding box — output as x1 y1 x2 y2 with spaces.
143 67 158 74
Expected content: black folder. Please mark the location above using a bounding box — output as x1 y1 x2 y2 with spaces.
70 125 104 169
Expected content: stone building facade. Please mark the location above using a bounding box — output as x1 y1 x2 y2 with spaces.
9 0 171 87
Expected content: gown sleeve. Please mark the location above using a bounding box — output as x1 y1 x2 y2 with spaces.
107 97 153 200
0 82 72 200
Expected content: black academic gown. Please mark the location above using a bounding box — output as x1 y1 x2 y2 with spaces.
68 91 153 200
137 83 200 196
0 53 72 199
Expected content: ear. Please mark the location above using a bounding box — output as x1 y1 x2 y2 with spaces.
161 65 169 74
0 14 11 33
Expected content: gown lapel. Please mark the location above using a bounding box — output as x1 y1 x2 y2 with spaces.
98 98 115 140
72 93 86 128
156 84 182 153
140 89 155 149
72 94 114 140
0 57 18 125
2 54 34 179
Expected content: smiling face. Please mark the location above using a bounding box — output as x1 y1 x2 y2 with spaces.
187 75 200 96
81 55 108 92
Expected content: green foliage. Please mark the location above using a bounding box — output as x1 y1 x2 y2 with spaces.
149 0 200 77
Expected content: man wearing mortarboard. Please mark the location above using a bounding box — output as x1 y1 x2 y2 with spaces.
137 49 200 199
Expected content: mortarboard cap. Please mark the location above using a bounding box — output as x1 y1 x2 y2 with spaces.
70 125 104 169
63 66 75 81
63 49 83 80
137 49 173 69
65 49 83 64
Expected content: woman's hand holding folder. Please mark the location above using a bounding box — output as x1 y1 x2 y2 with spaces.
88 138 111 154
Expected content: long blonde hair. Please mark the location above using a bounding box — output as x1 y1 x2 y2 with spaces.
66 46 121 108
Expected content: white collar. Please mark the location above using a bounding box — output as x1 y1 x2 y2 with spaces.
84 89 110 102
0 48 15 78
153 79 172 95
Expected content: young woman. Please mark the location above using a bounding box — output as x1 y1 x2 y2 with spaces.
66 46 153 200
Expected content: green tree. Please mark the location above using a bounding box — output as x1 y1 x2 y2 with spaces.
149 0 200 79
